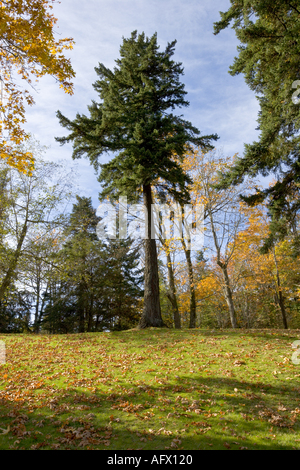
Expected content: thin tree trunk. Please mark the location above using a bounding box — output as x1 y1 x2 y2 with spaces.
166 251 181 329
78 280 85 333
139 184 164 328
220 264 237 329
208 207 237 329
185 248 196 328
0 220 28 302
158 228 181 329
33 264 43 333
244 296 251 329
34 276 40 333
78 308 85 332
0 169 8 223
87 295 94 332
37 285 48 332
181 230 196 329
273 248 288 329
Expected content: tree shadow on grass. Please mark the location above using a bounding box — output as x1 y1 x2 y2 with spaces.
0 329 299 449
0 371 299 450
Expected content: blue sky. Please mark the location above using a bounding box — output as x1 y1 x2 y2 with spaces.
22 0 260 209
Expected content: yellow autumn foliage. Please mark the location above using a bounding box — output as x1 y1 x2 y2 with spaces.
0 0 75 173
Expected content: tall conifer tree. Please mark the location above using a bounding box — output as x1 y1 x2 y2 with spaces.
214 1 300 250
56 31 217 328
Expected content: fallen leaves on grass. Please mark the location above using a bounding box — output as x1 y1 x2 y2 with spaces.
111 401 144 413
0 330 298 450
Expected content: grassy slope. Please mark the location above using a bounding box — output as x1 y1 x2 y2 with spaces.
0 328 299 450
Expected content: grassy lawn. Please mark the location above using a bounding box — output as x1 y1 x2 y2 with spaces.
0 328 299 450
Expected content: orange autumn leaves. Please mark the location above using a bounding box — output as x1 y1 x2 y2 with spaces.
0 0 75 172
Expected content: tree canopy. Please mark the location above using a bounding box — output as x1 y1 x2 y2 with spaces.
56 30 217 203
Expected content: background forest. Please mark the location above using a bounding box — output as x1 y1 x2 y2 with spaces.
1 1 300 333
0 143 299 334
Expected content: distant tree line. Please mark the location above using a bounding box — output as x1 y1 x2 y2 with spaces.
1 11 300 332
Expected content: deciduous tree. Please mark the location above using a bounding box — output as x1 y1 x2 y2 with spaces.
0 139 73 303
0 0 75 171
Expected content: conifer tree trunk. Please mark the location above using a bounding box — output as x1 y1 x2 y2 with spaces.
139 184 164 328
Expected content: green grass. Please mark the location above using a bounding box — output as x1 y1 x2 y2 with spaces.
0 328 299 450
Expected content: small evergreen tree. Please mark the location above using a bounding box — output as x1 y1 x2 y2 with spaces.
62 196 100 332
42 196 143 332
100 238 143 331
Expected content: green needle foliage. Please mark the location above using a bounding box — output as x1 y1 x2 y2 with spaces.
56 30 217 328
213 1 300 251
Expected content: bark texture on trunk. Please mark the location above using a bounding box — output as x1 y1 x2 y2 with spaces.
139 184 164 328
